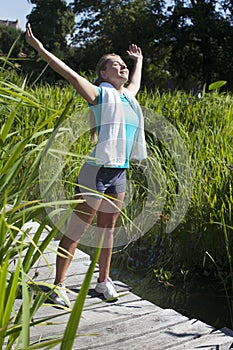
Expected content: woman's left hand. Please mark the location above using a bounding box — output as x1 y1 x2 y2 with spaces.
26 23 44 51
126 44 143 61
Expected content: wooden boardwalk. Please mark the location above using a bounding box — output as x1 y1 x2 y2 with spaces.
15 235 233 349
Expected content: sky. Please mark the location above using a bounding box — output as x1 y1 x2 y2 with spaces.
1 0 34 30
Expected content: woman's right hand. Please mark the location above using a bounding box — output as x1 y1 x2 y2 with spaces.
26 23 43 51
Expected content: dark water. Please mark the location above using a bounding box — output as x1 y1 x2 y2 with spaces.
80 243 232 330
110 255 232 331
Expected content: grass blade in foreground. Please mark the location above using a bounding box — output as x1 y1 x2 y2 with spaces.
60 236 104 350
22 272 30 349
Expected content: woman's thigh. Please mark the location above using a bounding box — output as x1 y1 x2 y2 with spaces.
97 192 125 228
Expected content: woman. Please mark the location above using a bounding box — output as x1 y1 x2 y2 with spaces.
26 23 147 307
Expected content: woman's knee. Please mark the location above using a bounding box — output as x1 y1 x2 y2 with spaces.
97 211 120 228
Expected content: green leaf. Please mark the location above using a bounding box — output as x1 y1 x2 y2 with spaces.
208 80 227 91
0 258 9 348
3 259 21 329
22 274 30 348
1 137 30 175
0 111 16 144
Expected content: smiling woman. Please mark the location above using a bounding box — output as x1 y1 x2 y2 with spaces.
95 54 129 88
26 22 147 307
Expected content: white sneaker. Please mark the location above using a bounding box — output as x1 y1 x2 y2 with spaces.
50 283 71 308
95 278 119 300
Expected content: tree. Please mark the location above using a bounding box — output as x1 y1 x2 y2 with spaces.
69 0 171 88
26 0 75 54
0 25 24 57
161 0 233 89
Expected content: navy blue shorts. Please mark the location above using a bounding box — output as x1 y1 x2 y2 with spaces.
75 163 126 195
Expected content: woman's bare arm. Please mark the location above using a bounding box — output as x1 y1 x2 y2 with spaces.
26 23 98 104
125 44 143 96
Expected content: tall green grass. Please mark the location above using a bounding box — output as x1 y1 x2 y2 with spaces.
135 87 232 268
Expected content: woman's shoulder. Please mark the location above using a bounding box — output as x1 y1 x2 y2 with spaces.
88 86 102 106
95 85 102 94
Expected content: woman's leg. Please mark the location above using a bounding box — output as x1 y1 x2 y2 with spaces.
54 197 101 285
96 192 125 282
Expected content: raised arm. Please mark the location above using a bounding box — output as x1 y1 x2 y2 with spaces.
26 23 98 105
125 44 143 96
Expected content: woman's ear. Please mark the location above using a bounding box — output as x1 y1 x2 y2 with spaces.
100 70 107 80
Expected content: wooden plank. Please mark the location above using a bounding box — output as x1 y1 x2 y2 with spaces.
26 259 97 283
17 219 50 242
21 240 90 263
71 311 213 350
170 327 233 350
23 292 142 338
30 308 188 350
29 299 163 342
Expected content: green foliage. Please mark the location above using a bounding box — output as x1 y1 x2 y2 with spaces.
154 268 173 287
68 0 233 90
0 25 24 57
161 0 233 89
208 80 227 91
70 0 170 88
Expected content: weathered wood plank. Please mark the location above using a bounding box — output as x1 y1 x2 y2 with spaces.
76 319 230 350
26 259 97 283
72 311 214 350
29 299 163 342
170 327 233 350
20 240 90 263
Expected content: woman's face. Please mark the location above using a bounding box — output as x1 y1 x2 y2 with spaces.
100 55 129 85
